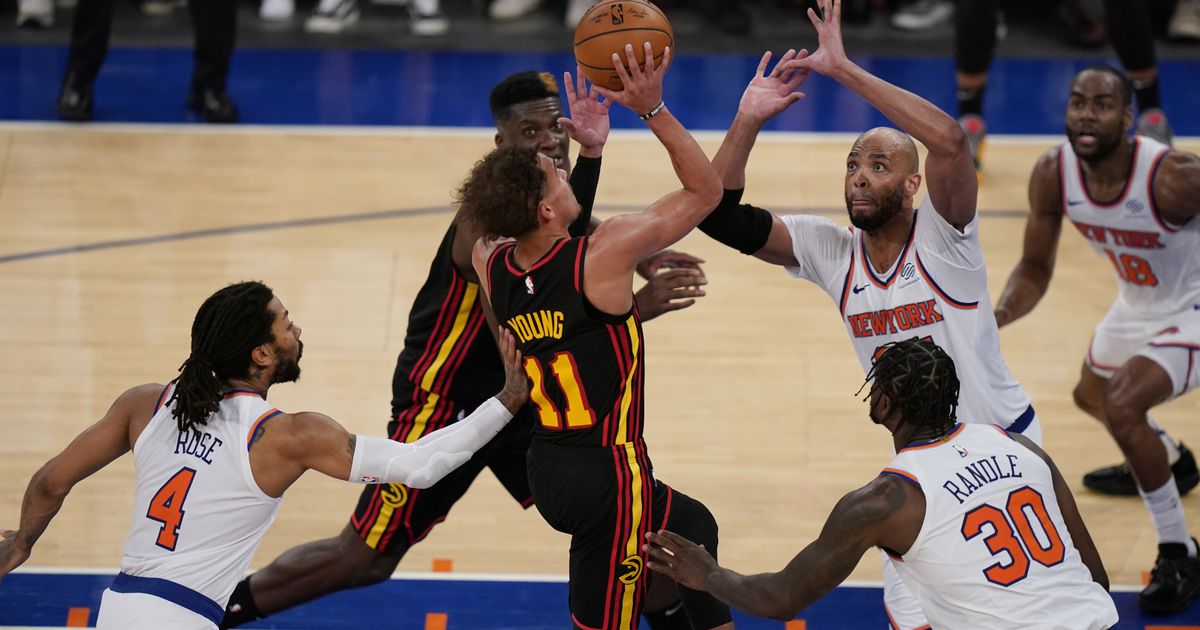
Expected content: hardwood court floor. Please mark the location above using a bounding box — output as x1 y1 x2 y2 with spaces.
1 124 1197 588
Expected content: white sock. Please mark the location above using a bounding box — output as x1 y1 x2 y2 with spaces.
1140 479 1196 555
1148 415 1181 465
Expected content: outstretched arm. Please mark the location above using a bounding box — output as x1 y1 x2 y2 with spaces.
698 50 813 266
255 330 529 496
645 475 923 620
0 384 160 583
561 67 611 235
994 149 1064 328
586 44 722 272
787 0 976 229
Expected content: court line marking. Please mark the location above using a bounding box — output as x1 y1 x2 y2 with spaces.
0 121 1196 145
0 205 1026 266
8 566 1147 591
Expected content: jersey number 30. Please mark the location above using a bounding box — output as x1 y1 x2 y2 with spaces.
524 353 597 430
146 467 197 551
961 486 1065 586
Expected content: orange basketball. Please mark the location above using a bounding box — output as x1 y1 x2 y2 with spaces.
572 0 674 92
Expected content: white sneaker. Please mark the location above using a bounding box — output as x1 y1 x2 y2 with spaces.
489 0 541 20
890 0 953 31
305 0 360 33
410 0 448 35
565 0 596 28
16 0 53 27
1169 0 1200 40
260 0 294 21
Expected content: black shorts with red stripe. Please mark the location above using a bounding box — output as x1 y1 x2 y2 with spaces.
349 386 535 555
527 438 731 630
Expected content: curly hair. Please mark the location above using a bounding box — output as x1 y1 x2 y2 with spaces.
168 281 276 434
455 145 545 239
862 337 960 438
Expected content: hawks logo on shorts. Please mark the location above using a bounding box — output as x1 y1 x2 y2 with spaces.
618 555 643 585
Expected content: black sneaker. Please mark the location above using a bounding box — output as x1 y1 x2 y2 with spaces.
57 73 93 122
1140 539 1200 614
1083 443 1200 497
187 89 239 123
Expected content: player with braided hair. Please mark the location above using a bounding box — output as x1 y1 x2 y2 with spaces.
644 338 1118 629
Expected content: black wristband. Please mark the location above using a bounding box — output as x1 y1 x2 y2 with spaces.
639 101 665 121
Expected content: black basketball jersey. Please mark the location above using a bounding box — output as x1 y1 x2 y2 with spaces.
486 237 645 448
390 223 500 415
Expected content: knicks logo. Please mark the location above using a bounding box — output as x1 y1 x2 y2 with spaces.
618 555 643 584
380 483 409 509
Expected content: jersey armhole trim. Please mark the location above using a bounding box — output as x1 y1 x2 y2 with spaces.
152 382 174 415
246 409 282 451
913 251 979 310
1147 149 1182 233
882 468 921 489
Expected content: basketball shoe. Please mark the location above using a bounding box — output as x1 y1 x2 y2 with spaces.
1083 443 1200 497
1140 538 1200 615
410 0 448 36
305 0 359 33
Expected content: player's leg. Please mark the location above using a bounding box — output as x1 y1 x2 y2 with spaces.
655 486 732 630
953 0 999 169
1102 0 1172 144
1104 346 1200 613
1080 314 1193 495
882 555 929 630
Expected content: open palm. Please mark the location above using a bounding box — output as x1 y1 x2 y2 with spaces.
560 68 612 152
787 0 849 77
738 49 811 124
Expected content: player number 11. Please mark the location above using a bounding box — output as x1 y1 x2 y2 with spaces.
523 353 597 430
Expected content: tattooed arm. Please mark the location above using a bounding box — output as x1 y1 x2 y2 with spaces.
646 474 924 620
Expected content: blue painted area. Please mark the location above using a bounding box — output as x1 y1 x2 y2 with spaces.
1 572 1198 628
2 45 1199 134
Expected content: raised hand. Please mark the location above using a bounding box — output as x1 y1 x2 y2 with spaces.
592 43 672 118
786 0 849 78
560 67 613 155
738 49 811 125
644 529 718 591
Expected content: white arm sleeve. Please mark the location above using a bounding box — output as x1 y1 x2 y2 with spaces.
347 397 513 489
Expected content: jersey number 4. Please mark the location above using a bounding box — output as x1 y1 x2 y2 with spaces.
524 353 597 430
961 486 1065 586
146 467 197 551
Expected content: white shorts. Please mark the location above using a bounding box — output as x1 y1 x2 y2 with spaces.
1085 304 1200 397
97 589 218 630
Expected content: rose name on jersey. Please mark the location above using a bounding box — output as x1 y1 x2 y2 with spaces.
1072 221 1165 249
846 299 944 338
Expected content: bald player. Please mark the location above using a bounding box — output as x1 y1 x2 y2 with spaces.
690 2 1044 628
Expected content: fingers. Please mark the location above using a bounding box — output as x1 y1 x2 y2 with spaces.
659 45 673 75
563 71 579 105
832 0 841 26
611 50 634 88
807 6 821 29
575 65 588 100
641 41 655 75
558 117 577 133
592 85 617 103
755 50 772 78
623 44 643 81
0 530 14 539
653 268 707 286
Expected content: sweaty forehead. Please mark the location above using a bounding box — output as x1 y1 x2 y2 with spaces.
1071 72 1120 97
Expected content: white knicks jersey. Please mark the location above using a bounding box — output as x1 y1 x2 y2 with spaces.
882 424 1117 629
118 385 282 616
1060 136 1200 316
781 197 1033 432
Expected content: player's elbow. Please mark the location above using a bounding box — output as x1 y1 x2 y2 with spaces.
30 461 73 501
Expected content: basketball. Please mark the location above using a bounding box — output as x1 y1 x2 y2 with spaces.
572 0 674 92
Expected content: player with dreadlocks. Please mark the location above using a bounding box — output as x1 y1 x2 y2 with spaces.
644 338 1119 629
0 281 529 629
